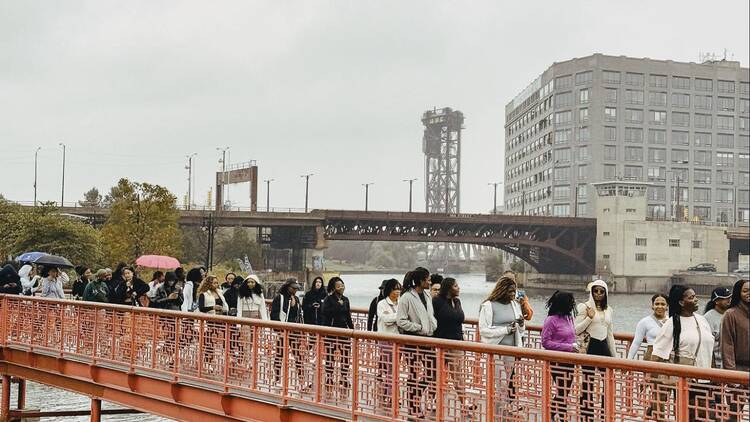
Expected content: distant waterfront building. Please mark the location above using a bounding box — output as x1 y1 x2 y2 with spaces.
504 53 750 223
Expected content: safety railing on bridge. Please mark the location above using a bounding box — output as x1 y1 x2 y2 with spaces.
1 295 747 422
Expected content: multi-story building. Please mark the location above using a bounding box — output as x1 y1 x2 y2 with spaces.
504 53 750 223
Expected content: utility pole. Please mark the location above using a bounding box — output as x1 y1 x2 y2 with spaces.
301 174 313 212
362 183 373 212
488 182 502 214
676 176 682 222
264 179 274 212
33 147 41 206
203 213 216 270
521 191 526 215
403 178 417 212
58 142 66 206
574 185 580 217
216 147 230 209
185 153 196 210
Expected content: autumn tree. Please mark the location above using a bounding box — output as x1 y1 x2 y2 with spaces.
79 187 102 207
100 179 182 265
213 226 263 270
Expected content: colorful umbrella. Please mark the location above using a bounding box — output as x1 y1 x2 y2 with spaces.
15 251 48 263
135 255 181 269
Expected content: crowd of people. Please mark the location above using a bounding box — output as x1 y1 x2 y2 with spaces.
0 260 747 421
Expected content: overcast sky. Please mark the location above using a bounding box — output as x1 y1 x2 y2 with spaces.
1 1 748 213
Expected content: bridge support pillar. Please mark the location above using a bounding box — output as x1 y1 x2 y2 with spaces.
1 375 10 419
16 378 25 411
90 398 101 422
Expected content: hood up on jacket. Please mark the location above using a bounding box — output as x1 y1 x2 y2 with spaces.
18 264 33 280
585 279 610 310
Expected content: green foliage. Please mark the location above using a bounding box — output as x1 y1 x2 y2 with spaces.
213 226 262 270
484 251 504 281
79 187 102 207
100 178 182 265
0 199 103 266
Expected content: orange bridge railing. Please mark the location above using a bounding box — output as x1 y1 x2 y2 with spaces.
1 295 748 421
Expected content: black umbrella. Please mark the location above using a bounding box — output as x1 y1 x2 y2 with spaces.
33 254 74 269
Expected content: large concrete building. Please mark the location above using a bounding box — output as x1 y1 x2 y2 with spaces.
504 53 750 223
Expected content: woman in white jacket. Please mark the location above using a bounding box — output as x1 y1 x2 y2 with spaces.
40 267 68 299
376 278 401 406
237 274 268 320
479 276 525 416
19 264 41 296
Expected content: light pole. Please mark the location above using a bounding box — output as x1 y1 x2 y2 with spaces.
185 153 196 210
33 147 41 206
362 183 374 212
264 179 274 212
301 174 313 212
216 147 230 209
667 165 687 221
488 182 502 214
58 142 66 206
403 178 417 212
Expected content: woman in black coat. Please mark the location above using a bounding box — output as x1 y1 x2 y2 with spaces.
321 277 353 395
302 276 327 325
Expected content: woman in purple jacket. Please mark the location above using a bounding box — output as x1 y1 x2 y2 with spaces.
542 291 579 422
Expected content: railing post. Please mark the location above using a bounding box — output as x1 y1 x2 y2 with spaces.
90 397 102 422
435 347 444 422
151 314 158 369
676 377 690 422
314 332 322 403
487 353 495 422
351 338 359 420
541 361 551 422
391 342 400 419
174 317 181 379
59 303 65 356
604 367 616 422
223 319 230 390
129 311 136 369
197 319 205 379
250 325 258 391
282 329 290 402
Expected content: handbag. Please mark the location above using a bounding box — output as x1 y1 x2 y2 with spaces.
647 315 702 384
241 298 261 319
577 331 591 354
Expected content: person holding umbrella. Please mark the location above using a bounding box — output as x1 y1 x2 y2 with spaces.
39 266 68 299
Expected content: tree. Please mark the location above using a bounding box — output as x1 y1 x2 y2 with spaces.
100 179 182 265
79 187 102 207
213 226 262 270
484 250 505 282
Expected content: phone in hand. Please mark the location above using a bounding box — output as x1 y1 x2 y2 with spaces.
516 290 526 300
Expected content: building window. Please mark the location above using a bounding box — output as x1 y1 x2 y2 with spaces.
695 78 713 92
577 203 587 216
695 95 713 110
579 89 589 104
603 232 611 237
604 145 617 160
740 99 750 114
739 190 750 205
740 136 750 149
635 253 647 262
625 89 644 104
555 111 572 124
603 70 620 84
669 239 680 247
579 108 589 123
578 146 589 161
695 150 712 166
554 148 571 163
649 91 667 106
647 167 666 182
694 188 711 202
717 170 734 184
650 74 667 88
555 75 572 89
553 185 570 200
554 167 570 182
670 168 689 183
604 88 618 103
602 254 610 260
555 91 573 107
718 189 734 203
672 112 689 127
694 132 712 147
648 148 666 163
717 115 734 130
717 133 734 148
742 154 750 171
575 71 593 85
742 82 750 95
553 204 570 216
716 152 734 167
625 108 643 123
740 172 749 186
603 164 617 179
624 72 644 86
695 114 712 129
624 165 642 180
741 117 750 132
626 208 636 213
692 240 702 249
694 207 710 221
554 129 572 144
648 129 666 144
578 126 590 142
604 107 617 121
648 204 666 219
605 126 617 141
625 147 643 162
672 93 690 108
672 76 690 90
736 209 749 223
625 127 643 143
671 149 689 164
718 97 735 111
578 165 589 180
649 110 667 125
694 169 712 184
718 80 735 93
672 131 690 146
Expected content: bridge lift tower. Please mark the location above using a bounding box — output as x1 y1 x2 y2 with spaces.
422 107 473 268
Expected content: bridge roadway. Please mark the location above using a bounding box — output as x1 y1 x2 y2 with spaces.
53 206 597 274
1 295 748 421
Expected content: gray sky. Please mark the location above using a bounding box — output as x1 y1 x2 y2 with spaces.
1 1 748 213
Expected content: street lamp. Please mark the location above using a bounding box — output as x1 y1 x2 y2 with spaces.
488 182 503 214
33 147 41 206
264 179 275 212
402 178 417 212
667 165 687 221
185 153 197 210
59 142 66 206
216 147 230 209
362 183 374 212
301 174 313 212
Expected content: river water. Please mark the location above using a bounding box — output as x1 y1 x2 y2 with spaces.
1 273 668 421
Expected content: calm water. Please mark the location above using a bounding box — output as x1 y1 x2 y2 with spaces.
2 273 660 421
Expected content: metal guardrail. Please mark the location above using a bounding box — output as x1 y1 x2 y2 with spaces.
1 295 747 422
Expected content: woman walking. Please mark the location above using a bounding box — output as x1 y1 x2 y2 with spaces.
703 286 732 368
479 276 525 417
376 278 400 407
720 279 749 422
433 277 473 413
302 276 327 325
152 272 183 311
541 291 578 422
238 274 267 320
270 279 306 389
197 275 229 315
575 279 615 421
651 284 714 421
72 266 90 300
322 277 354 396
627 294 669 360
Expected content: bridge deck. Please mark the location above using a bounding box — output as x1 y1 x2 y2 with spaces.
1 296 747 421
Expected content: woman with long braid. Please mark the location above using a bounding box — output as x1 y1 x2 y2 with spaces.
650 284 714 420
